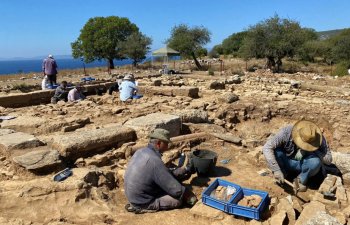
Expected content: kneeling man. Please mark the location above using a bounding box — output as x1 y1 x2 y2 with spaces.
263 120 332 192
124 128 196 213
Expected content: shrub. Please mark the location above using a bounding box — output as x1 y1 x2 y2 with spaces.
333 61 350 76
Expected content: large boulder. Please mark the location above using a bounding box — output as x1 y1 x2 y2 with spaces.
51 125 136 160
0 132 44 151
13 149 61 172
124 113 181 138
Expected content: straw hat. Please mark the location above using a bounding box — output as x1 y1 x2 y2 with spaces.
292 120 322 151
149 128 172 143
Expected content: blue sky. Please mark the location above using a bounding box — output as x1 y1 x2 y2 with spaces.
0 0 349 59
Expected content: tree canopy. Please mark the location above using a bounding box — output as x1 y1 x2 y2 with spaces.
237 15 318 71
167 24 211 70
71 16 138 69
119 32 152 67
221 31 248 56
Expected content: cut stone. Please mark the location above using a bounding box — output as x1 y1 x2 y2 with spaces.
13 149 61 171
295 201 326 225
0 132 44 151
51 125 136 160
124 113 181 138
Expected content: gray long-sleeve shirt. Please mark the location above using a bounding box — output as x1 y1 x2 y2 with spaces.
262 125 332 173
124 145 186 207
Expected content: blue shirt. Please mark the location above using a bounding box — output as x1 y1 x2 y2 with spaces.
124 144 185 207
119 80 137 101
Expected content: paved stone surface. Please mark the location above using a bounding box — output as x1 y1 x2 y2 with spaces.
124 112 181 138
51 125 136 160
0 132 44 151
13 149 61 171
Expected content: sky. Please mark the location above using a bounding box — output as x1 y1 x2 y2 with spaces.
0 0 349 59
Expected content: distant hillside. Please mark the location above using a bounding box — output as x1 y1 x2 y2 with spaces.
317 29 347 40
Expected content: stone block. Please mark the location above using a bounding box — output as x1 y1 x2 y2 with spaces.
124 113 181 138
189 200 225 220
171 109 208 123
269 210 286 225
1 116 47 133
0 132 44 151
303 211 341 225
51 125 136 160
0 129 15 136
13 149 61 171
295 201 326 225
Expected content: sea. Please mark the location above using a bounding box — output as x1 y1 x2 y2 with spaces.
0 58 135 75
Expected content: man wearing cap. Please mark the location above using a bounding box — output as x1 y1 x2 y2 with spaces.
263 120 332 192
68 84 85 102
118 74 139 102
42 55 58 86
124 128 196 213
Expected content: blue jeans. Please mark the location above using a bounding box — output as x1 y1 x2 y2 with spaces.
275 148 321 185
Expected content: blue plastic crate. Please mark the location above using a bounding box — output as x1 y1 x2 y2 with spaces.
228 188 270 220
202 178 242 212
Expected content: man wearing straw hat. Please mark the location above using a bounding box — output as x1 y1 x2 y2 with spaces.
119 74 141 102
124 128 196 213
263 120 332 192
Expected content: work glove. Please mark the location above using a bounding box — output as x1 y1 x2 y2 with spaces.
274 170 285 184
295 149 306 161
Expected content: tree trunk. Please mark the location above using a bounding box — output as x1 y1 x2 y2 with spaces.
276 58 282 73
191 52 203 70
108 58 115 69
266 56 275 70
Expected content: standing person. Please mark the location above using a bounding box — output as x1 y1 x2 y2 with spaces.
51 81 68 104
119 74 141 102
262 120 332 192
68 84 85 102
124 128 196 213
42 54 58 86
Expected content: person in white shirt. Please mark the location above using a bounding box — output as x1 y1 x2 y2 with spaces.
68 84 85 102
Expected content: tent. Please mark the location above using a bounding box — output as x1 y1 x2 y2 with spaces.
152 46 180 74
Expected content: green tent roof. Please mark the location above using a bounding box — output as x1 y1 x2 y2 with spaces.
152 46 180 56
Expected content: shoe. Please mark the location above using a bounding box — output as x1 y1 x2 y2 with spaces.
295 178 307 192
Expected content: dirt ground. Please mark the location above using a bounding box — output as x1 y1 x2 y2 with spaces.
0 62 350 225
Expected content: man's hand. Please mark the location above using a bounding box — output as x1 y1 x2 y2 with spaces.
182 188 198 206
274 170 284 184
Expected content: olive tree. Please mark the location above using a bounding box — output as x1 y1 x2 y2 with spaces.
71 16 138 69
119 32 152 67
167 24 211 70
239 15 317 72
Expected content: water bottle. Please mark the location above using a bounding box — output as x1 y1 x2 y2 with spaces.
178 152 186 167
